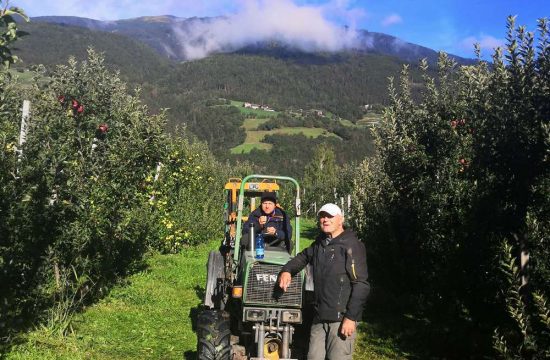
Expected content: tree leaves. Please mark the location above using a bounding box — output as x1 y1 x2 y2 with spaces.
351 16 550 358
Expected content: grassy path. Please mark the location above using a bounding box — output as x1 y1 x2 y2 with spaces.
6 245 209 360
5 220 407 359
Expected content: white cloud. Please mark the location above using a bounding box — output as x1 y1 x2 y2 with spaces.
381 13 402 27
459 34 505 53
12 0 368 59
317 0 368 30
11 0 238 20
175 0 363 60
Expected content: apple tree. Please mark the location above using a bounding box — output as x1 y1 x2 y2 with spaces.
1 49 166 331
350 16 549 357
0 1 28 68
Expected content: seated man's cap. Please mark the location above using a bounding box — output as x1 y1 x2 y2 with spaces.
260 191 277 203
317 203 342 216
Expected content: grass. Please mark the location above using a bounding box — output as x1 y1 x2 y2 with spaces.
7 69 49 89
357 113 382 126
5 245 210 360
228 100 349 154
4 219 407 360
8 69 35 82
245 127 334 143
339 118 357 127
230 142 273 153
230 126 339 154
241 118 270 130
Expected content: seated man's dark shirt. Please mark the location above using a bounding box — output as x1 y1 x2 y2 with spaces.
242 207 292 253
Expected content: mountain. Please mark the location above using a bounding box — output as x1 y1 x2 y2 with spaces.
9 17 438 176
354 30 472 65
14 21 173 85
31 15 212 61
30 15 474 65
13 20 429 121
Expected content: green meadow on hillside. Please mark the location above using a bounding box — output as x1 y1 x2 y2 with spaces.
356 113 382 126
230 125 338 154
230 109 344 154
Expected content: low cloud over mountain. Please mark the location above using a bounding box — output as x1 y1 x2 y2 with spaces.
172 0 361 60
32 4 474 65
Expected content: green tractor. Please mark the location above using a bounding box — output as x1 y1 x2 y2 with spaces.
197 175 308 360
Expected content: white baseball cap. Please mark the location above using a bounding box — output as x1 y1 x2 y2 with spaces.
317 203 343 217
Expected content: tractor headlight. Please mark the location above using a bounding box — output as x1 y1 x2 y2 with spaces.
245 309 266 321
281 310 302 323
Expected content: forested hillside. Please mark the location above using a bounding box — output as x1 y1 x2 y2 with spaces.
32 15 476 65
11 20 428 176
158 51 413 120
14 22 174 85
14 21 424 120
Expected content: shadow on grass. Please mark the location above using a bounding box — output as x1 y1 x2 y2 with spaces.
360 290 494 359
194 285 205 305
183 350 196 360
189 301 204 333
183 296 204 360
0 257 152 356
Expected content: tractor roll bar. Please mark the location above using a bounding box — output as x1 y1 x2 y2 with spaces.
234 174 301 260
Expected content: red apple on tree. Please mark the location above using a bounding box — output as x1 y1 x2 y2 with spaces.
98 123 109 134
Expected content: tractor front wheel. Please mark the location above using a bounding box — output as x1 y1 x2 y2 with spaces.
197 309 231 360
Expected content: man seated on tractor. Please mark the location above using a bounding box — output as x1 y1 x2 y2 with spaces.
243 192 292 253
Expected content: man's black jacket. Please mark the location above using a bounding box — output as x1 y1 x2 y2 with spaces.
243 207 292 252
281 229 369 322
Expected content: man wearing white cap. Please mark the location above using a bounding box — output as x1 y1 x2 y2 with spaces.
279 203 370 360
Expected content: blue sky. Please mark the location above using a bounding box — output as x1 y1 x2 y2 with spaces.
7 0 549 59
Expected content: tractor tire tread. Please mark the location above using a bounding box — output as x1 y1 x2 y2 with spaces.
197 310 231 360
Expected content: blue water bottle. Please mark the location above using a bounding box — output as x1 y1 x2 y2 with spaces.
255 233 264 259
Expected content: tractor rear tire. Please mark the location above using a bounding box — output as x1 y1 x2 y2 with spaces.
197 309 231 360
204 250 227 309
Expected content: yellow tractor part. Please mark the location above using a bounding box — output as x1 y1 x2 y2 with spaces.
224 178 280 239
224 178 279 207
263 338 281 360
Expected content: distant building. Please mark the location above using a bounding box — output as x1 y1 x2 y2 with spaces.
243 102 260 109
243 102 274 111
310 109 324 117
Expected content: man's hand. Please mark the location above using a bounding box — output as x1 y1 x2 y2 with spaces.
259 216 267 226
278 271 292 292
265 226 276 235
340 317 356 338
